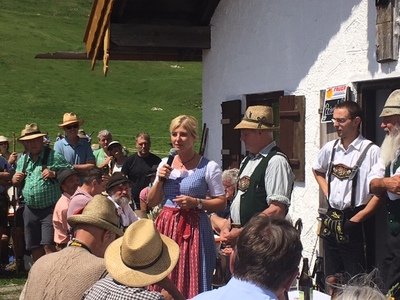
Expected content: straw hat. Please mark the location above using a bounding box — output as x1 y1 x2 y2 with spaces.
58 112 84 129
18 124 47 141
105 219 179 287
234 105 279 130
67 194 124 237
0 136 8 143
380 90 400 117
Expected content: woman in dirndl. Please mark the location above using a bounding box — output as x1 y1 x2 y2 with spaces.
148 115 226 299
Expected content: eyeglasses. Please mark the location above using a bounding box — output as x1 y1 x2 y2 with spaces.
331 118 352 124
65 124 79 130
0 143 6 146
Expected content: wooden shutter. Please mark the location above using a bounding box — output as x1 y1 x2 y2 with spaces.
221 100 242 170
279 95 305 182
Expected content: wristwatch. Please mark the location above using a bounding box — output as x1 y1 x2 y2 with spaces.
197 198 203 209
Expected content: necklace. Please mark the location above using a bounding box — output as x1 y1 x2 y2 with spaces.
178 153 197 168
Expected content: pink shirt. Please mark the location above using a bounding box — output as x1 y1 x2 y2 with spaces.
67 186 93 217
53 193 72 244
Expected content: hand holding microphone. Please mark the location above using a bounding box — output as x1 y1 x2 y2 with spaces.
160 148 177 182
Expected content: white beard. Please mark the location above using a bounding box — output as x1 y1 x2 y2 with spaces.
380 124 400 167
112 195 130 207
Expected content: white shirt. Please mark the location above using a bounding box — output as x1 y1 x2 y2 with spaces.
313 135 380 210
368 149 400 201
107 197 139 227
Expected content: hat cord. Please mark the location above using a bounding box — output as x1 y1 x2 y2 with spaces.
243 116 274 128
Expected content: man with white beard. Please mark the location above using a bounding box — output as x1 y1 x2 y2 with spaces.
312 101 381 295
106 172 139 230
369 89 400 298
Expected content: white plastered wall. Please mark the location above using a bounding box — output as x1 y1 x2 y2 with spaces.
202 0 400 259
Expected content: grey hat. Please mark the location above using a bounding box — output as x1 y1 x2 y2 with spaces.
56 168 77 185
106 172 130 193
380 90 400 117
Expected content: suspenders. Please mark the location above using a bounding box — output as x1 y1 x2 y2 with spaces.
327 140 374 210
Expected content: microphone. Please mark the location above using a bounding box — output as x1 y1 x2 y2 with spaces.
161 148 177 182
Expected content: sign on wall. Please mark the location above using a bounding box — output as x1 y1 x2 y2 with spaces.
321 84 347 123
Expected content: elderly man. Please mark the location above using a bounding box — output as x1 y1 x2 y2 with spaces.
83 219 184 300
54 112 95 176
20 194 124 300
220 105 294 247
93 129 113 170
52 168 80 250
122 132 161 209
191 215 302 300
369 90 400 298
210 168 239 234
12 124 72 262
106 172 139 229
312 101 381 289
67 167 106 217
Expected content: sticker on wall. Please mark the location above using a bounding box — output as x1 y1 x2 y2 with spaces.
321 84 347 123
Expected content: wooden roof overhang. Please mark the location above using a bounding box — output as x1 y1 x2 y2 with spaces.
35 0 221 76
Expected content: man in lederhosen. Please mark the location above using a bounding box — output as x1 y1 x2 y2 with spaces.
313 101 381 293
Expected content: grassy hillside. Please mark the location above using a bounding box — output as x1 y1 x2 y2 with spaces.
0 0 202 156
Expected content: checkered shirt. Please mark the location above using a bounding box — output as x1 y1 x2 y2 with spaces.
82 276 165 300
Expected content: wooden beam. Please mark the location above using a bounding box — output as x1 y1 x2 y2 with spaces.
90 0 115 70
108 50 202 62
197 0 221 25
110 24 210 49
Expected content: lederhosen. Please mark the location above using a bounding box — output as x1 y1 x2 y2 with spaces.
320 140 373 278
320 140 373 243
238 146 288 226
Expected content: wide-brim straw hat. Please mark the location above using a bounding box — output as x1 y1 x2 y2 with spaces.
0 136 8 143
68 194 124 237
234 105 279 130
18 124 47 141
380 90 400 117
105 219 179 287
58 112 84 129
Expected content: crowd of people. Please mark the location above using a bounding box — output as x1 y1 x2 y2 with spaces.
2 93 400 299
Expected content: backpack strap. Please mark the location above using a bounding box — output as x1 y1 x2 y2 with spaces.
41 147 51 171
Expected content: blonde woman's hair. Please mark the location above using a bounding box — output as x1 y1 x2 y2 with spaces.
170 115 198 140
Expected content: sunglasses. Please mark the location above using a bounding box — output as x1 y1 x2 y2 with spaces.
65 124 79 130
0 143 6 146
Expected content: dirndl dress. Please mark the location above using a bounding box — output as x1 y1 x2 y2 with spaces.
154 157 217 299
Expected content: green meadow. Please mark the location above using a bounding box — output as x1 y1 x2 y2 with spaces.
0 0 202 291
0 0 202 156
